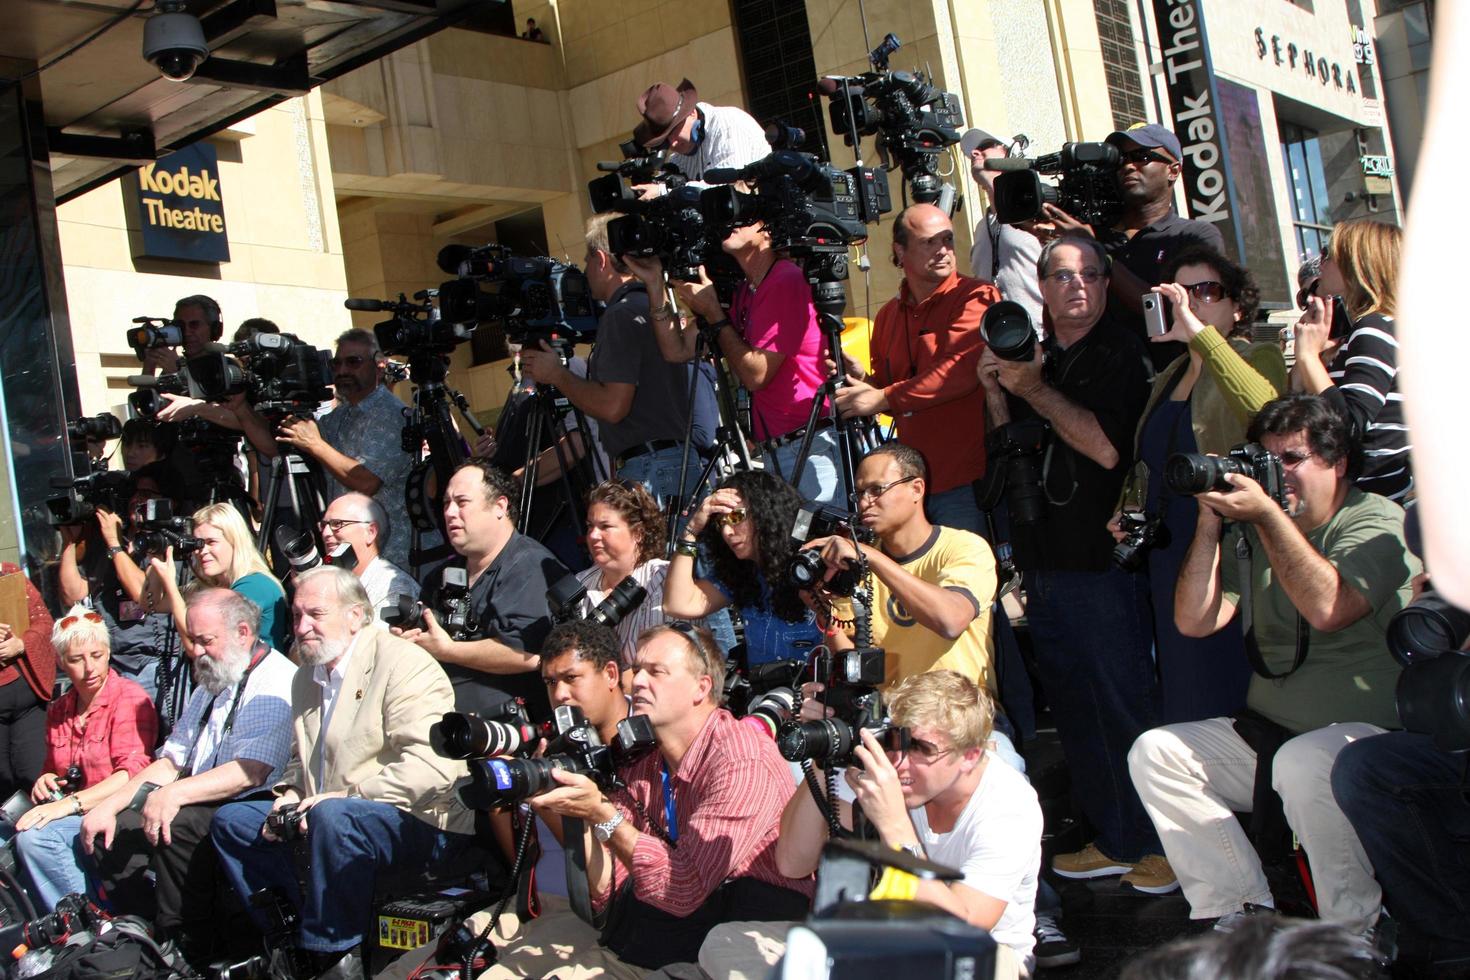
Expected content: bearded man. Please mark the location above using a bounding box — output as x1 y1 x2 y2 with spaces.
211 566 477 980
80 587 295 965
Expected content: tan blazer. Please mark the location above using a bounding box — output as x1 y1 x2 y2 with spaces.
276 627 474 835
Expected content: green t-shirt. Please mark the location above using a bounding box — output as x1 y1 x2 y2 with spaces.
1221 488 1420 734
233 571 290 653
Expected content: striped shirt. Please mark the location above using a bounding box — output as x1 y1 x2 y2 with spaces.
595 708 814 917
1325 312 1411 502
668 102 770 186
575 559 697 667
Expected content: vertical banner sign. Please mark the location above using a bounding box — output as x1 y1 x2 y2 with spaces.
127 142 230 263
1149 0 1246 261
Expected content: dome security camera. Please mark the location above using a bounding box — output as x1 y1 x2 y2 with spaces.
142 1 209 82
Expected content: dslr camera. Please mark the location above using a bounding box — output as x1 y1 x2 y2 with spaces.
1112 510 1171 572
989 141 1125 228
787 505 876 598
777 647 891 767
466 705 656 808
973 301 1054 526
434 243 599 351
430 699 541 761
272 525 356 576
266 803 307 842
383 567 475 638
547 573 649 628
1387 580 1470 752
1165 442 1289 510
130 498 204 562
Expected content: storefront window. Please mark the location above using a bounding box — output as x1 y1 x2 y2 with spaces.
1280 122 1333 260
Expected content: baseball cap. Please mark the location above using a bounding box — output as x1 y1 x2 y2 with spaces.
960 128 1004 157
1106 123 1183 163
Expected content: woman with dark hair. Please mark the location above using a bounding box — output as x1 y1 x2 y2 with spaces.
1112 246 1286 724
664 471 820 668
573 481 693 667
0 566 56 803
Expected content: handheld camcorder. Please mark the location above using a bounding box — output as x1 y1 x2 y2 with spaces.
126 315 185 355
1164 443 1290 511
67 413 124 445
46 467 133 528
988 141 1125 228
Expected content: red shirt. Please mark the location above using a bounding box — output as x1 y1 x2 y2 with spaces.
45 669 158 788
0 563 55 702
596 708 814 916
870 272 999 493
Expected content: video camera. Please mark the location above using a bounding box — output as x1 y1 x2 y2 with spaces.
547 573 649 628
130 498 203 562
434 243 599 350
818 33 963 207
46 468 132 528
587 156 718 283
462 704 656 808
67 412 123 445
382 567 474 637
186 332 333 418
1387 581 1470 752
126 315 185 355
1165 442 1290 511
126 371 190 421
346 290 472 357
777 646 892 768
988 140 1125 228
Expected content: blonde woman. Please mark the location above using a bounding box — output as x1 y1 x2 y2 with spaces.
1291 219 1409 502
146 503 290 651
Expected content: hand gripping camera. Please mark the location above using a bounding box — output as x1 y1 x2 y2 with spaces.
777 647 891 768
464 705 656 808
1164 442 1290 511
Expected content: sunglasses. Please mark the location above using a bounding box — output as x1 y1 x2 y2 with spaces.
1045 269 1105 286
1181 280 1226 304
716 509 747 528
1120 148 1173 167
58 612 104 631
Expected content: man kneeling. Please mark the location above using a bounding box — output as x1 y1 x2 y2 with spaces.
210 566 477 979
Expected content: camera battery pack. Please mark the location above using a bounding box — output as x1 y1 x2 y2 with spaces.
375 887 488 951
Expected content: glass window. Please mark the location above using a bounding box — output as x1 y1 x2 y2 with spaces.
1280 122 1333 261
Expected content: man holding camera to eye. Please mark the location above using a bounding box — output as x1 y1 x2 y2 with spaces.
1032 124 1225 371
394 460 565 722
833 204 998 533
1129 393 1419 934
317 492 417 622
976 233 1163 889
482 623 811 978
257 328 416 569
517 214 714 507
79 588 294 967
210 567 476 980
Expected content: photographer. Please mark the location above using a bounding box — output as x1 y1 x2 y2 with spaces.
770 671 1041 978
504 623 811 973
631 78 768 190
266 328 416 569
517 215 712 507
394 460 565 721
977 234 1162 889
804 443 997 694
835 204 998 533
964 128 1043 324
318 492 418 622
80 588 294 965
57 461 184 699
137 295 225 378
1033 125 1225 371
1129 393 1419 932
1112 248 1286 725
630 215 840 505
211 567 476 979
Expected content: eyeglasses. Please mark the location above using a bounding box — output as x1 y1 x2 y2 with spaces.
849 475 919 505
318 519 370 532
716 509 747 528
58 612 104 631
1181 280 1226 304
1279 450 1316 469
330 355 371 369
1045 269 1105 286
1120 148 1172 167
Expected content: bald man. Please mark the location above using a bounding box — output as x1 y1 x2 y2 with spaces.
319 492 418 622
835 204 1001 534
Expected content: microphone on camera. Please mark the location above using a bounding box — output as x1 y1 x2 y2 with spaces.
982 157 1032 172
125 374 167 387
343 298 396 312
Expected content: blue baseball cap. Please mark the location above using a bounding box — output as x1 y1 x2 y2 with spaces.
1106 123 1182 163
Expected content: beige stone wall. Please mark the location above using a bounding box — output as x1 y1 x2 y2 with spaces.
59 92 351 419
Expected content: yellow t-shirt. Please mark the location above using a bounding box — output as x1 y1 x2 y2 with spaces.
870 526 998 693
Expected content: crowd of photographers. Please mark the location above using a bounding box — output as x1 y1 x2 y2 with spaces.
7 66 1462 980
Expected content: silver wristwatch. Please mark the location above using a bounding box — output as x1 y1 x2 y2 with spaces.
592 809 625 843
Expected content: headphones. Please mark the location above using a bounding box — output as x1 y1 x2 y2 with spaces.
175 295 224 341
688 113 705 147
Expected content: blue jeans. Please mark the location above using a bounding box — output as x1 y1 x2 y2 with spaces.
925 483 984 534
762 427 842 507
211 798 475 952
1024 567 1161 862
14 814 91 911
617 445 706 511
1332 731 1470 963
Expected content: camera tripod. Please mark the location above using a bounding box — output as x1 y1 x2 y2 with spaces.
254 429 327 577
401 349 486 574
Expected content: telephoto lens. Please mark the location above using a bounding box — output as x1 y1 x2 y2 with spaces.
740 688 796 740
430 710 539 760
981 301 1039 362
1163 452 1250 495
777 718 856 766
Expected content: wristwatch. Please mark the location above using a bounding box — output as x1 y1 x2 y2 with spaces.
106 545 126 560
593 809 625 843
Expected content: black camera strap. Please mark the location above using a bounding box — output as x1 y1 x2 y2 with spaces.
1234 532 1310 680
186 640 271 773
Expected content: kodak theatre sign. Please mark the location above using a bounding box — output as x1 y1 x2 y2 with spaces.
127 142 230 263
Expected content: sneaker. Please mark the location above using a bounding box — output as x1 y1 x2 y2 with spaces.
1033 912 1082 968
1213 902 1276 933
1120 854 1180 895
1052 842 1132 880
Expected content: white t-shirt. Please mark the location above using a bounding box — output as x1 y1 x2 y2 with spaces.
909 753 1042 966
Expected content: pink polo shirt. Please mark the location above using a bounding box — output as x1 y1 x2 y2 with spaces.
730 259 826 440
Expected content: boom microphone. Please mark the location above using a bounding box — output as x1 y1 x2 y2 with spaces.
344 298 396 312
981 157 1033 172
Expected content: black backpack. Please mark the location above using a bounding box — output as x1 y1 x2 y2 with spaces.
29 917 193 980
